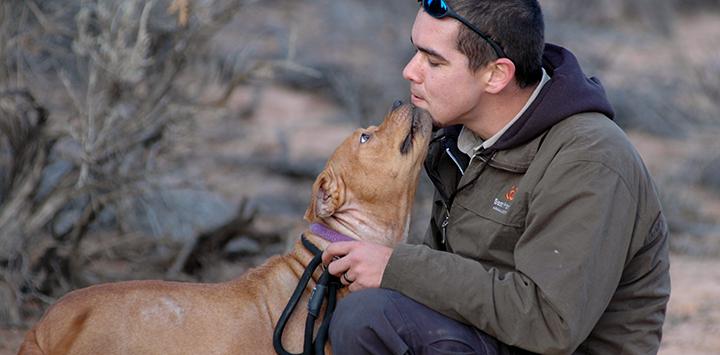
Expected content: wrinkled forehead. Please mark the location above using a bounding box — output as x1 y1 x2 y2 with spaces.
329 103 415 159
323 131 362 172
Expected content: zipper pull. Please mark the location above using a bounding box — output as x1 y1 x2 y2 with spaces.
441 211 450 246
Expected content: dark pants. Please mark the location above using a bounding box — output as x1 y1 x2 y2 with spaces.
329 288 500 355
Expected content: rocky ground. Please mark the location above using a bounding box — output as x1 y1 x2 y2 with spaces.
660 255 720 354
2 83 720 354
630 132 720 355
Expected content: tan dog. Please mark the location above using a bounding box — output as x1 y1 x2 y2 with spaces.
18 102 432 355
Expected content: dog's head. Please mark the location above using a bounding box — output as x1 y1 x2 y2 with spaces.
304 101 432 244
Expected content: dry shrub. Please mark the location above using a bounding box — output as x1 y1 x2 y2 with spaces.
542 0 675 36
0 0 254 325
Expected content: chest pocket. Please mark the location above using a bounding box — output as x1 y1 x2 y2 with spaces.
447 168 528 268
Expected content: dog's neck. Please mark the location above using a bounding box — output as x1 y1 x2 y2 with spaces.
314 207 407 247
290 216 406 285
288 223 356 275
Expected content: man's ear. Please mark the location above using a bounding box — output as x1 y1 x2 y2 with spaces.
304 168 345 222
484 58 516 94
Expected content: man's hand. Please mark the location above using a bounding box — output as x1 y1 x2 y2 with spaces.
321 241 393 292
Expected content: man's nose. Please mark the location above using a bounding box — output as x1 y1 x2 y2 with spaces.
402 53 422 83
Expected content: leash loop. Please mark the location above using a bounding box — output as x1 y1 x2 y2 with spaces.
273 234 340 355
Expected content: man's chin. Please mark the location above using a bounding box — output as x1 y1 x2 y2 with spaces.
408 98 445 129
431 119 446 130
428 115 449 128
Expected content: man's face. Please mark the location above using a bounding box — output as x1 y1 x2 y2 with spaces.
403 10 489 128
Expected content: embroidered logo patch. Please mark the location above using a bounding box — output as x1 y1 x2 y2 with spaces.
493 185 517 215
505 185 517 201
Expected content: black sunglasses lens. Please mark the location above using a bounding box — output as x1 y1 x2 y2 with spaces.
422 0 449 18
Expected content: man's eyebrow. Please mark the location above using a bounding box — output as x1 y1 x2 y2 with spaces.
410 37 448 62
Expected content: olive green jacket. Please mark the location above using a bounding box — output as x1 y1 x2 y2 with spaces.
381 112 670 354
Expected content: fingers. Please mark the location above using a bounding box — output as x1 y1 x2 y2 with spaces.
322 242 358 286
320 241 391 292
321 241 356 266
327 254 351 277
340 272 354 286
347 280 361 292
339 271 358 290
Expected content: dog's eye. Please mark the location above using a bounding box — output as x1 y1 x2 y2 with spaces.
360 133 371 144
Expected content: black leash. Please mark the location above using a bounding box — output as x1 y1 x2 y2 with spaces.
273 235 342 355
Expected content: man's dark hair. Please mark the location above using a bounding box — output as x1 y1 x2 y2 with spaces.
448 0 544 88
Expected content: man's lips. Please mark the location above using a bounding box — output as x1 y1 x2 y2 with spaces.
410 92 425 104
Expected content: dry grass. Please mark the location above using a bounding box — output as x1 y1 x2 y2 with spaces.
0 0 257 325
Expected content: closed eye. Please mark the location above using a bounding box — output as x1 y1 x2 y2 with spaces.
360 133 371 144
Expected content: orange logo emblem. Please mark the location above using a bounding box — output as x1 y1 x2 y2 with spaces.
505 185 517 201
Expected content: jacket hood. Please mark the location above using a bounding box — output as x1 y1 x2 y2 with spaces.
492 43 615 151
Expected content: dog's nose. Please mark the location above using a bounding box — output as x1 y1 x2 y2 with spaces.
392 100 403 110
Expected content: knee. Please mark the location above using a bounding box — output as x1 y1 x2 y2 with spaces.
331 289 501 355
329 288 401 351
330 288 396 333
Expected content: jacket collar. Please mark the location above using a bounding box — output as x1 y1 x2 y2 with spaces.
454 133 545 191
483 134 545 173
426 126 546 198
432 125 544 174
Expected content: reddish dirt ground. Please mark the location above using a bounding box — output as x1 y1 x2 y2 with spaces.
3 256 719 354
660 255 720 354
2 88 720 354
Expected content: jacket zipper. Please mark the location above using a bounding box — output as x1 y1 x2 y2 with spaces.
441 206 450 246
440 146 466 248
425 136 453 205
426 132 474 250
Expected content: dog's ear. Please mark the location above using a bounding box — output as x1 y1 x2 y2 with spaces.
304 168 345 221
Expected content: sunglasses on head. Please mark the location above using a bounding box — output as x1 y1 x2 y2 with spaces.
417 0 506 58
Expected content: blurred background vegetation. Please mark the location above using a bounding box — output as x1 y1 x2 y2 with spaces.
1 0 719 350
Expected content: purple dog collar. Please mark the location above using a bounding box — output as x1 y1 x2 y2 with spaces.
310 223 355 243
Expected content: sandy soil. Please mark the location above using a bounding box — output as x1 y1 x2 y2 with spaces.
2 255 718 354
2 89 720 355
660 255 720 354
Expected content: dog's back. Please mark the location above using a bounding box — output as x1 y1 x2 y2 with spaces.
18 254 312 355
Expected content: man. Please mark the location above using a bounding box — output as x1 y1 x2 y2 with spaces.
322 0 670 354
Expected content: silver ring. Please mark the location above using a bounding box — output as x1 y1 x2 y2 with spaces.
342 272 354 283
